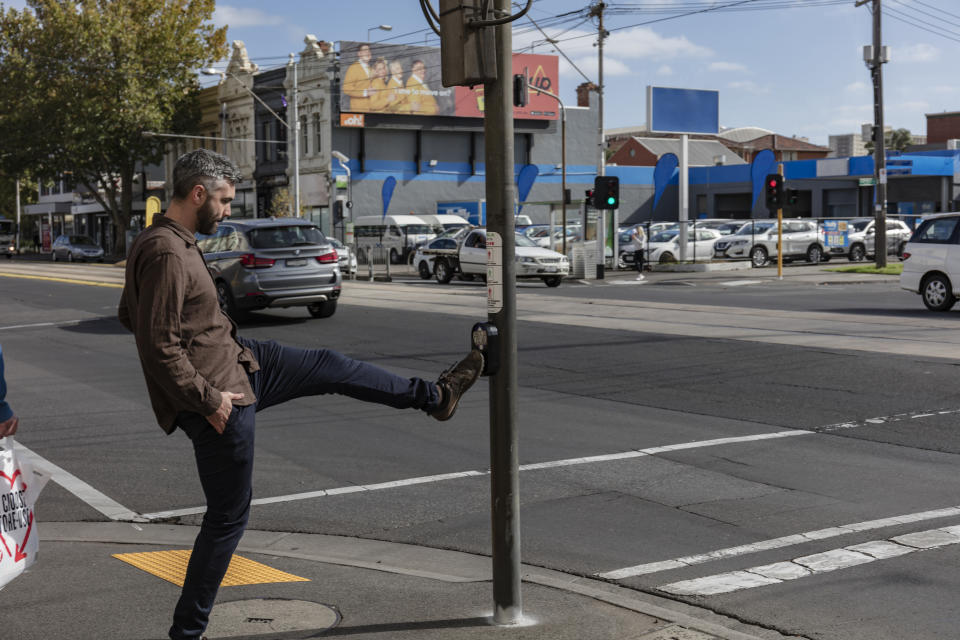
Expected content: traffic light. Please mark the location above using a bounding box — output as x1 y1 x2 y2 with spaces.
513 73 528 107
785 188 801 210
593 176 620 210
765 174 784 209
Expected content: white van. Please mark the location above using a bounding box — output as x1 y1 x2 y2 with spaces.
354 214 435 264
418 214 471 234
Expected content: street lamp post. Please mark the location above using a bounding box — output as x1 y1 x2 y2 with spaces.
367 24 392 41
528 84 567 255
202 64 301 217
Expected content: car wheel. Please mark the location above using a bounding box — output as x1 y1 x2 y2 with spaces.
417 260 431 280
922 274 956 311
51 251 57 262
542 276 562 287
750 246 768 267
659 252 676 264
435 258 454 284
215 280 238 317
806 244 824 263
307 300 337 318
356 249 366 264
67 252 74 262
849 244 866 262
389 248 400 264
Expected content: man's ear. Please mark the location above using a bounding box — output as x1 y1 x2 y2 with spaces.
191 184 206 205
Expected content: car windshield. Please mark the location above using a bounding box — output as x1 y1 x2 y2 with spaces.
734 223 775 235
515 233 538 247
69 235 95 245
651 230 679 243
850 220 872 232
403 224 434 234
248 225 326 249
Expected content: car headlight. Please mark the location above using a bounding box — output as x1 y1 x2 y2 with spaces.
518 256 536 263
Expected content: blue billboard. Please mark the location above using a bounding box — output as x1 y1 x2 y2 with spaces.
646 86 719 135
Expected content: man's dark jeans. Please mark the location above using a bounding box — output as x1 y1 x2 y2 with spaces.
169 338 440 639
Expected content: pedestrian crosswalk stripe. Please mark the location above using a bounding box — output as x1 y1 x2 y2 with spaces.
113 550 310 587
658 523 960 597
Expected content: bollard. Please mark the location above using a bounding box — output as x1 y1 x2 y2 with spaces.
367 249 374 282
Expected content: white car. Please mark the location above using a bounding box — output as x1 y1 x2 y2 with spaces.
446 228 569 287
833 218 913 262
329 238 357 275
412 227 471 279
900 213 960 311
713 219 827 266
645 228 722 264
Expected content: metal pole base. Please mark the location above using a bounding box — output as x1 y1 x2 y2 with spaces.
596 264 604 280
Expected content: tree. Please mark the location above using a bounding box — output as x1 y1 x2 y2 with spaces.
865 127 913 154
0 1 226 254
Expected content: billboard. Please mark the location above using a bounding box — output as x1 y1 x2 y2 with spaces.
646 86 719 135
339 41 558 121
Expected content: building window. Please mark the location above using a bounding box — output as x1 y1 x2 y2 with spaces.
313 113 322 155
301 115 309 156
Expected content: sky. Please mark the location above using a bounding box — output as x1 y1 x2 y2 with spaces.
8 0 960 146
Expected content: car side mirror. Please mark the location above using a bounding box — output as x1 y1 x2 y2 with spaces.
867 228 875 234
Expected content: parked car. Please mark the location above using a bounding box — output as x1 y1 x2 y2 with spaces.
900 213 960 311
329 237 357 275
712 219 827 266
834 218 913 261
644 228 722 264
411 227 471 280
196 218 341 319
50 235 104 262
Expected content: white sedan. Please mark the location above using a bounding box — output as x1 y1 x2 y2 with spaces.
645 228 722 263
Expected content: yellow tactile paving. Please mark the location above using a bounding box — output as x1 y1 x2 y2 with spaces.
112 550 310 587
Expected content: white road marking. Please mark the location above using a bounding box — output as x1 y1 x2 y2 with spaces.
597 505 960 580
13 441 143 521
140 430 810 521
0 320 86 331
658 524 960 597
719 280 763 287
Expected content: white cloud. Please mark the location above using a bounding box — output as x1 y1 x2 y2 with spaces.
896 43 939 63
708 61 747 73
213 5 286 28
728 80 768 94
845 81 868 93
518 25 712 81
657 65 674 76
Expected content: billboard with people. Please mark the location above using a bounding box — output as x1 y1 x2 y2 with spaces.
339 41 558 121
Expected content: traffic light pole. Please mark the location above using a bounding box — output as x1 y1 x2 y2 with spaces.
484 0 523 624
872 0 887 268
777 163 784 280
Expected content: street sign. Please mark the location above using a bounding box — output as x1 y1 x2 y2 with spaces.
859 177 876 186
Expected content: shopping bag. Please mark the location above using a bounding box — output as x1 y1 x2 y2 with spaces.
0 437 50 590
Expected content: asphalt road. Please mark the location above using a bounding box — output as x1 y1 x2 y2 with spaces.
4 267 960 639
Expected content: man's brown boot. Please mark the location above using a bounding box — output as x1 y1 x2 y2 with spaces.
429 350 484 421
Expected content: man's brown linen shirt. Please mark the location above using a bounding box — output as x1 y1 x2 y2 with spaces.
118 215 258 434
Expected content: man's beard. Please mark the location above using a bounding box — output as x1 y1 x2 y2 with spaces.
196 197 220 235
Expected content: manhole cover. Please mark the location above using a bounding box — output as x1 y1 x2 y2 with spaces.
206 599 339 638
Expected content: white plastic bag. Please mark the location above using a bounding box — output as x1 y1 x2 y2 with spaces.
0 437 49 590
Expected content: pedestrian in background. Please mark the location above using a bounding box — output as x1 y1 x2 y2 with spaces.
0 345 18 438
630 224 645 281
118 148 483 640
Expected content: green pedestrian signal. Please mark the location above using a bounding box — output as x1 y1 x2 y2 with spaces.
593 176 619 210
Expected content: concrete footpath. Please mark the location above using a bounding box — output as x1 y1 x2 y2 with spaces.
0 521 803 640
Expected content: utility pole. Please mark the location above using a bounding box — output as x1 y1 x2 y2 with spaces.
485 0 522 625
590 1 607 177
858 0 887 267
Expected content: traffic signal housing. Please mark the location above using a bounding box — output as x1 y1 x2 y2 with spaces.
765 174 784 210
785 188 801 210
593 176 620 210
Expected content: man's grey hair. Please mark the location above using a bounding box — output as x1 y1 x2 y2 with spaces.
172 148 242 200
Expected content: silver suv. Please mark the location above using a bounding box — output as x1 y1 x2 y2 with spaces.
197 218 342 319
834 218 912 262
713 219 827 267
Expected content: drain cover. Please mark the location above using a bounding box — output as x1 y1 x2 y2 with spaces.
206 599 339 638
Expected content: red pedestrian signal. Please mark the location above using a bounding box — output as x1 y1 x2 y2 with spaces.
765 174 784 209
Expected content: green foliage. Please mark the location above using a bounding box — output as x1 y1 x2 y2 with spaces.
824 263 903 275
0 0 226 252
865 128 913 154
